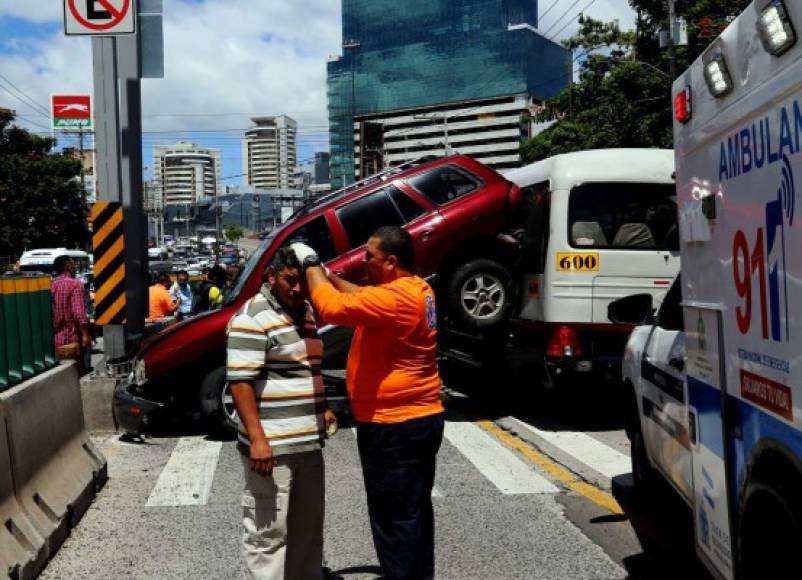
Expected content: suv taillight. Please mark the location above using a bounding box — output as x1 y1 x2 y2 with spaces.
545 325 583 358
508 184 522 207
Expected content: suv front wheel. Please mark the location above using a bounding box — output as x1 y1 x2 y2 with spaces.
199 366 237 438
446 259 514 329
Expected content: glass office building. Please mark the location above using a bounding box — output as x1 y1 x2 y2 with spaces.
327 0 571 187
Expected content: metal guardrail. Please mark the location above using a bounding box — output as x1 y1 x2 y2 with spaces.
0 276 56 392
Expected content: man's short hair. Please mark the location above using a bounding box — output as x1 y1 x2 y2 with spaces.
270 246 301 273
156 272 171 285
54 255 73 273
372 226 414 270
176 269 189 279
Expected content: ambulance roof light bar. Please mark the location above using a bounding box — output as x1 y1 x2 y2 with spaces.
756 0 796 56
703 53 734 97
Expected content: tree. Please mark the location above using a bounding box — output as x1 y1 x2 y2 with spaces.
0 111 88 257
521 1 753 164
223 224 245 244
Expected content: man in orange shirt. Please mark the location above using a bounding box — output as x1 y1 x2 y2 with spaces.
147 272 179 321
291 226 444 580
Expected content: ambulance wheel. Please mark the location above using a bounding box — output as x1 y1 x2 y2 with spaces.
447 259 514 329
740 463 802 580
199 366 237 438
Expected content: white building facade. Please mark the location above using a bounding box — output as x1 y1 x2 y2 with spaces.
152 142 222 207
353 94 533 179
242 115 297 190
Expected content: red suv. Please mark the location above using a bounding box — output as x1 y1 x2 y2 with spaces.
114 155 521 435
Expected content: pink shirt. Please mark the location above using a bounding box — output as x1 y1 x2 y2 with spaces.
51 273 88 347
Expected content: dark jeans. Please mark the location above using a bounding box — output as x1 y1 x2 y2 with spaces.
356 413 445 580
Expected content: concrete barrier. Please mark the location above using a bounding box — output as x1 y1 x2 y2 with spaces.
0 413 47 579
0 361 107 577
80 376 117 433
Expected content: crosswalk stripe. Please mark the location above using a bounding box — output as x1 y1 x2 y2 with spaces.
146 437 222 507
510 418 631 480
444 422 558 494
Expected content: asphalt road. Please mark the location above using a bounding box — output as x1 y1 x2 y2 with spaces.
45 350 710 579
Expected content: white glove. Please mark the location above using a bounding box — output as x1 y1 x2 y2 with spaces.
289 242 320 268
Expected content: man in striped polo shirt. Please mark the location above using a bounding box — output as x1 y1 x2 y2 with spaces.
227 246 336 580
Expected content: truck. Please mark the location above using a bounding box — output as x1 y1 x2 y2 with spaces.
611 2 802 577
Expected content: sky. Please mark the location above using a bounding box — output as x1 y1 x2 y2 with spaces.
0 0 636 185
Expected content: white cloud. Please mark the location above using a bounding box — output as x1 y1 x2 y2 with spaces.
0 1 62 23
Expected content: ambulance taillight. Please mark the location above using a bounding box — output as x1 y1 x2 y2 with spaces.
674 87 692 124
757 0 796 56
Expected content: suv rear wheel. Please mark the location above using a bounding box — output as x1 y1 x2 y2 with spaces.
199 366 237 437
447 259 514 329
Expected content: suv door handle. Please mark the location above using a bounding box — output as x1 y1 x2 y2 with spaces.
419 229 433 240
668 356 685 372
334 270 345 277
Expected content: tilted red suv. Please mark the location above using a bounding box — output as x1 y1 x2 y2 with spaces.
114 154 521 435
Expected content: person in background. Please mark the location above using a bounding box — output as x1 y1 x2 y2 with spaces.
192 265 226 314
227 247 337 579
147 272 179 322
169 270 193 321
51 255 92 371
226 264 241 292
291 226 444 580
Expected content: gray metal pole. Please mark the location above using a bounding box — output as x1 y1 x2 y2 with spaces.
92 37 126 360
116 33 148 343
667 0 678 80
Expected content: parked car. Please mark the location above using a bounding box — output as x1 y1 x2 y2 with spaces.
114 154 522 436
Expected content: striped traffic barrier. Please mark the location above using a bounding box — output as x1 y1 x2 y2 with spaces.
90 202 126 325
0 276 55 392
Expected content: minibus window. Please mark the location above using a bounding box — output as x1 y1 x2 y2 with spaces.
568 183 678 251
518 181 550 275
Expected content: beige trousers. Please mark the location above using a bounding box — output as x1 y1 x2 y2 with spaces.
240 449 325 580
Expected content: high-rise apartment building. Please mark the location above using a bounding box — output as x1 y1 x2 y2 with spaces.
327 0 570 188
242 115 297 190
152 142 221 206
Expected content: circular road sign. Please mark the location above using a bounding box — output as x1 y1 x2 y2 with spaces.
64 0 136 35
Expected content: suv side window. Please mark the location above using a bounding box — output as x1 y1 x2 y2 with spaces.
407 165 481 205
337 189 405 249
658 276 684 331
387 185 426 222
283 215 337 262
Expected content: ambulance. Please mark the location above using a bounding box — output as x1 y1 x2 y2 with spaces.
611 1 802 578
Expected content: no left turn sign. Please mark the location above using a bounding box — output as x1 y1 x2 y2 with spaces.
64 0 136 36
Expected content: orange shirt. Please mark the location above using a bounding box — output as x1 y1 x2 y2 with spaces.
148 284 176 321
311 275 443 424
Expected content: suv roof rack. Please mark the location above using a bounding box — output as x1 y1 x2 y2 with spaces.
289 155 440 220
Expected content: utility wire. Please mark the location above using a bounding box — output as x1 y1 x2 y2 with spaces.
548 0 599 41
0 74 50 116
541 0 583 37
539 0 564 21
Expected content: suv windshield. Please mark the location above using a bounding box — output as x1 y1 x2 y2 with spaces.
223 237 270 305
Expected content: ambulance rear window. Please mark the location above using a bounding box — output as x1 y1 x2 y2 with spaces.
568 183 678 251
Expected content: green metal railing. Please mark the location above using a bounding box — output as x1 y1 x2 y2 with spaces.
0 276 56 392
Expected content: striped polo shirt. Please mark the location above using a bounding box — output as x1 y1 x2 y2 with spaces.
226 285 326 456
